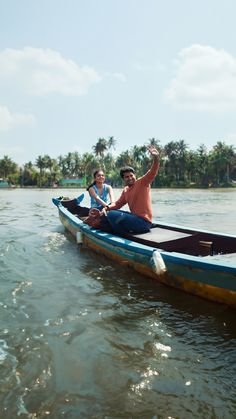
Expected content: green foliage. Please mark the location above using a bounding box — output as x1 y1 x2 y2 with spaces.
0 155 18 179
1 138 236 188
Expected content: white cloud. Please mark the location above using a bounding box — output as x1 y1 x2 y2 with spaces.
164 44 236 111
0 47 102 96
0 105 35 132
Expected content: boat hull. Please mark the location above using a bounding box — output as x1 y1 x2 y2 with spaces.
58 205 236 307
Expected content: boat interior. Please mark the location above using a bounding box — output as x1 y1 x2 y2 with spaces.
125 225 236 257
60 199 236 258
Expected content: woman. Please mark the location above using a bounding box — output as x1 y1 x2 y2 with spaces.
87 169 114 209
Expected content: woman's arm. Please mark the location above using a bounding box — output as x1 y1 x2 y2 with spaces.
88 186 108 208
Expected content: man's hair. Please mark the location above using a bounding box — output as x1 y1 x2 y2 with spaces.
120 166 135 179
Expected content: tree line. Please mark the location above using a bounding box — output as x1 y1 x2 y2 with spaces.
0 137 236 188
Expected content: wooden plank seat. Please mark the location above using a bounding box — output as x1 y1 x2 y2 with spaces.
125 228 213 256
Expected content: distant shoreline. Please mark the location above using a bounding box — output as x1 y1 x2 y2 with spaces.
2 185 236 191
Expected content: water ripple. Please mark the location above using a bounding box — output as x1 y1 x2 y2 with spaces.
0 189 236 417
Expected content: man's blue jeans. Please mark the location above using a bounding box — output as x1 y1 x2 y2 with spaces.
107 210 152 235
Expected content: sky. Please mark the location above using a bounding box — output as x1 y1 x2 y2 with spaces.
1 0 236 165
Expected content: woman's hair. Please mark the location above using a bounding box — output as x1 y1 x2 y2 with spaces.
86 168 104 191
93 169 101 177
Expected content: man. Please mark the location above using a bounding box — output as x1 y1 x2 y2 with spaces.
104 146 160 235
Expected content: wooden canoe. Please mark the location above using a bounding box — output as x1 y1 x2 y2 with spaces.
53 197 236 308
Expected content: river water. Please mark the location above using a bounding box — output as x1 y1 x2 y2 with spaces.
0 188 236 419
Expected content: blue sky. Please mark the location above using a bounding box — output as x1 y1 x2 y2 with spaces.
1 0 236 164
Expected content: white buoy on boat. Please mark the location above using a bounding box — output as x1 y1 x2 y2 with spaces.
76 231 83 244
151 250 166 275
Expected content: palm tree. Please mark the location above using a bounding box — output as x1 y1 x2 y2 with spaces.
116 150 132 168
107 136 116 151
35 155 49 187
176 139 189 182
195 144 210 186
164 141 179 184
21 161 38 186
58 155 68 177
130 145 148 176
64 152 75 176
72 151 81 177
80 152 99 183
210 141 236 185
147 138 161 149
186 150 199 185
93 138 108 158
47 158 60 186
131 145 147 164
0 155 17 179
